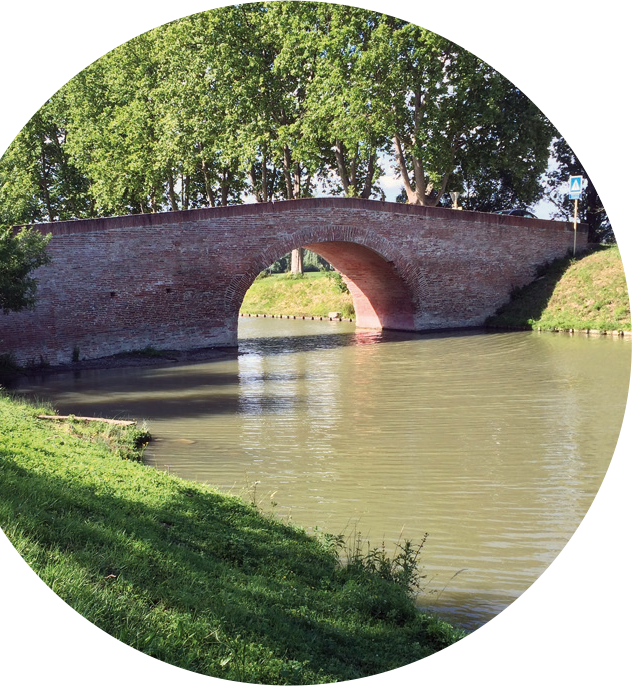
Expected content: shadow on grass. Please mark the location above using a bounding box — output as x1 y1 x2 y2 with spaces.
0 450 461 684
486 253 577 329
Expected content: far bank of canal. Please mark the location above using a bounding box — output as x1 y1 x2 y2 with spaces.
11 317 631 631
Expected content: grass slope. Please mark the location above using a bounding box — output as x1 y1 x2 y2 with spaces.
241 272 355 319
0 394 463 684
487 245 630 331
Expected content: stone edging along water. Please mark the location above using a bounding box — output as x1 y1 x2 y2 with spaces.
486 323 631 338
240 312 354 322
545 328 631 338
240 313 632 339
240 313 630 337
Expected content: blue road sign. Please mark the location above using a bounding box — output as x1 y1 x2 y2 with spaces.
569 176 583 199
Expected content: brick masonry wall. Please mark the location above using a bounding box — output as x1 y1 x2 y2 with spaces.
1 198 587 365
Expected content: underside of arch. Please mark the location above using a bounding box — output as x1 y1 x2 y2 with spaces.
303 241 416 331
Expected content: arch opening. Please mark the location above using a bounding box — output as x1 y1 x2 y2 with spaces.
238 240 417 332
304 242 416 331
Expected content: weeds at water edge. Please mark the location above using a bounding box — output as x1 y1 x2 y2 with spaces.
334 530 429 600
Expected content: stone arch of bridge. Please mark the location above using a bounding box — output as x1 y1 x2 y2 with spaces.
226 226 425 331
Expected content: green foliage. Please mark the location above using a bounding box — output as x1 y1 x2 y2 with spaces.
333 531 429 601
24 356 51 371
0 352 19 372
0 226 51 314
1 2 557 224
266 250 331 275
0 99 94 225
371 20 554 208
324 269 350 294
284 271 306 281
456 87 554 212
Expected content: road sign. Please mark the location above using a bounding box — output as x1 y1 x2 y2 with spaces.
568 176 583 256
569 176 583 199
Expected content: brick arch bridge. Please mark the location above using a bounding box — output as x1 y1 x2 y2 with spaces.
2 198 586 366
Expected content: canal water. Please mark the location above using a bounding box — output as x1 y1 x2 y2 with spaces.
11 318 630 632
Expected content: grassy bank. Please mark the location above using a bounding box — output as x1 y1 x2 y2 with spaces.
0 393 463 684
241 272 355 319
487 245 630 332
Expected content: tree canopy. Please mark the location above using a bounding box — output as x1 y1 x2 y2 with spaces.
0 1 566 225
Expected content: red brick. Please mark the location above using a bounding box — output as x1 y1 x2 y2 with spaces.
1 198 586 365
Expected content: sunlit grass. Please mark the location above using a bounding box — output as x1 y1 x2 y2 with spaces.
241 272 355 319
487 245 630 331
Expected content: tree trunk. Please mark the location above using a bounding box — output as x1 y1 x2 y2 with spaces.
348 145 358 196
293 162 301 198
412 156 426 203
303 174 313 198
248 165 263 203
182 174 190 210
585 181 601 243
284 147 303 273
167 173 178 211
334 139 351 196
393 133 420 204
39 148 55 222
360 150 376 199
202 159 217 207
282 145 294 200
262 153 268 202
220 168 230 206
291 247 304 274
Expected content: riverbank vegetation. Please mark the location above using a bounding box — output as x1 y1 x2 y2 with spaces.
0 392 464 683
486 245 630 332
241 271 355 319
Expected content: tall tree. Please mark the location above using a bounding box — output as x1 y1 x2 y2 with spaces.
297 3 390 199
0 99 93 225
0 2 559 230
60 32 166 214
220 2 322 272
456 85 555 212
375 22 554 208
152 11 247 209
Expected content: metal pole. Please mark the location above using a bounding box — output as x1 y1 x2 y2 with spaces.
573 198 578 256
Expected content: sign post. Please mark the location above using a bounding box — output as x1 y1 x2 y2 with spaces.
568 176 583 256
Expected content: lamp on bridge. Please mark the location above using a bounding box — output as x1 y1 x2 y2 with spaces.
450 192 462 210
